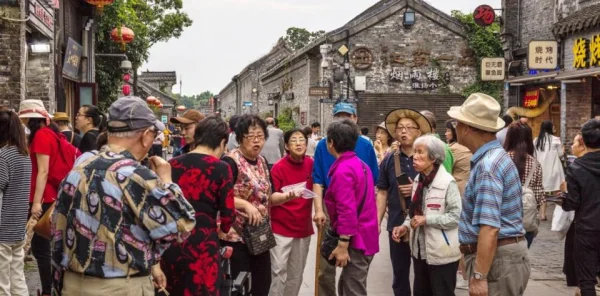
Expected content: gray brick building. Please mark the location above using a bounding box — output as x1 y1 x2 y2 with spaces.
502 0 600 146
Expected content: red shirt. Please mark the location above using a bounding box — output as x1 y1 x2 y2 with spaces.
270 155 314 238
29 127 64 203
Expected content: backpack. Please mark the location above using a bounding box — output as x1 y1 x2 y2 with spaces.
47 133 80 189
522 167 539 232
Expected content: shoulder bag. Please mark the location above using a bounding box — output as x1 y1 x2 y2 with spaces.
320 162 367 266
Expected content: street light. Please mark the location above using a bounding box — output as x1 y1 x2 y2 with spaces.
30 43 51 54
403 9 416 28
268 97 274 106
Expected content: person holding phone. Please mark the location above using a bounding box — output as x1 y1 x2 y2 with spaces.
376 108 433 296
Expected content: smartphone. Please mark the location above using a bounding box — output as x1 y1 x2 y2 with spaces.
396 173 411 186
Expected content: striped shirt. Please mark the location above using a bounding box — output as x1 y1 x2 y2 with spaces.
0 145 32 243
459 140 525 244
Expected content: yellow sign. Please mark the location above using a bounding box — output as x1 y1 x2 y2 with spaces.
573 38 589 69
528 41 558 70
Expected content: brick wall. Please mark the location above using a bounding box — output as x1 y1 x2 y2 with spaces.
0 4 27 110
26 39 55 112
565 80 592 147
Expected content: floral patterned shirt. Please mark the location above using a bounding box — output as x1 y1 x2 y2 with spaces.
51 145 196 295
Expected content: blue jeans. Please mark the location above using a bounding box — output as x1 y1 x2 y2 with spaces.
525 232 535 248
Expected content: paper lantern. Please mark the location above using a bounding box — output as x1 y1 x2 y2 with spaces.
158 103 164 109
146 96 157 104
176 105 186 112
122 84 131 96
123 73 131 81
85 0 114 9
111 26 135 50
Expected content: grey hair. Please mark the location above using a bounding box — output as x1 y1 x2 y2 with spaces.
107 121 155 138
413 135 446 165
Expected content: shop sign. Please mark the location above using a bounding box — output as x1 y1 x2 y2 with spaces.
528 41 558 70
351 47 373 70
62 38 83 80
161 115 168 124
309 86 330 97
473 5 496 27
28 0 54 39
523 89 540 108
572 35 600 69
389 68 450 90
243 101 253 107
481 57 505 81
300 112 306 125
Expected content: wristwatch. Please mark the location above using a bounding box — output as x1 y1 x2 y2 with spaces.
473 271 487 280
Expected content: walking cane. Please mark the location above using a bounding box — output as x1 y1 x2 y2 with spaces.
315 225 323 296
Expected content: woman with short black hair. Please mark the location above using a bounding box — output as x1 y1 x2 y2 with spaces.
162 115 236 296
75 105 105 153
221 114 273 296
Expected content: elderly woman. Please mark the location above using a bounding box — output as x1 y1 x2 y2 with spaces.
323 119 379 296
161 116 236 295
221 114 272 296
392 135 462 296
374 122 393 164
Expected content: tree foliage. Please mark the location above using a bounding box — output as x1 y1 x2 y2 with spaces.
281 27 326 51
178 91 214 109
95 0 192 111
277 107 296 133
452 10 504 102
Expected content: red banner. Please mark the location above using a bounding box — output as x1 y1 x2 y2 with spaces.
523 89 539 108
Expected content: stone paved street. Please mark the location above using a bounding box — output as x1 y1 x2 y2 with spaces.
24 203 581 295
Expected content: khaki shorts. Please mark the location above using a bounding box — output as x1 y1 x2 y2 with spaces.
62 271 154 296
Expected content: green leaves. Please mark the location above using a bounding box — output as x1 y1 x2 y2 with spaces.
452 10 504 103
281 27 325 51
277 108 296 133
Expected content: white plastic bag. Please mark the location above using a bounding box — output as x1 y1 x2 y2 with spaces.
281 182 317 199
551 206 575 240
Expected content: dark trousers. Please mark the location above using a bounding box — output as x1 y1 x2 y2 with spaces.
30 203 53 295
564 224 578 286
221 240 271 296
574 230 600 296
388 231 411 296
413 257 459 296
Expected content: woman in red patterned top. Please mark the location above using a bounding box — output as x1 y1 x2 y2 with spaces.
162 116 236 296
504 122 544 248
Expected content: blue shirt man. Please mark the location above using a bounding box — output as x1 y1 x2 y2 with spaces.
313 102 378 296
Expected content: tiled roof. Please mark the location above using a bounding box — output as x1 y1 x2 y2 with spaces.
553 4 600 37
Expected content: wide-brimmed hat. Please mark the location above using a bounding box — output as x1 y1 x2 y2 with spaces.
53 112 70 122
447 93 505 132
385 108 432 135
170 110 205 124
18 99 52 120
376 122 392 136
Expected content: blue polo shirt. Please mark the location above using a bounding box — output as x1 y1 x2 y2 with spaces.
459 140 525 244
312 136 378 188
376 152 418 231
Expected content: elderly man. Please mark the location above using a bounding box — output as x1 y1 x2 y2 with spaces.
313 102 379 296
51 96 196 296
170 109 205 156
376 108 432 296
261 116 285 169
448 93 530 296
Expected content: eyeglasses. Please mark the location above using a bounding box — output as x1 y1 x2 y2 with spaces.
243 134 265 141
289 138 306 144
395 125 420 132
76 113 90 118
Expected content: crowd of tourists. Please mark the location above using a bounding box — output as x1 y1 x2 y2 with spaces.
0 92 599 296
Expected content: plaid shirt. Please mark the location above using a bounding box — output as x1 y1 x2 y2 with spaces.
508 152 545 207
51 145 195 294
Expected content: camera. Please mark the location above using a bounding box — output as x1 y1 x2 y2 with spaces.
121 60 132 72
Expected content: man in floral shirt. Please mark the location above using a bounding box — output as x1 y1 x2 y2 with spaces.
51 96 196 296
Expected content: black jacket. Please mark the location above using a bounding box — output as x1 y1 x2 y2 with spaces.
562 151 600 232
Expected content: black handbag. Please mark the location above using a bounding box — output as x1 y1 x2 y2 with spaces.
242 216 277 255
320 163 368 266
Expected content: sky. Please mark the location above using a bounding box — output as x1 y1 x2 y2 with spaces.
142 0 502 96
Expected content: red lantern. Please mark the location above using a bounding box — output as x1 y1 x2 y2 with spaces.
85 0 114 9
122 84 131 96
111 26 135 50
146 96 157 104
123 73 131 81
176 105 186 112
158 103 164 109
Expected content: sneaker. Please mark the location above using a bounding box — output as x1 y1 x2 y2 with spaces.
456 274 469 290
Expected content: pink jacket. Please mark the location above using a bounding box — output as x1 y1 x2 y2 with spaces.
325 152 379 256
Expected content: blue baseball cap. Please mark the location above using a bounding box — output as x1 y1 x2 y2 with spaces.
333 102 356 116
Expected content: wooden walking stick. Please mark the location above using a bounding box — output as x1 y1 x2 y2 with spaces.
314 224 323 296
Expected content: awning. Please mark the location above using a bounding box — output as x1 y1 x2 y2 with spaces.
555 68 600 80
505 72 558 84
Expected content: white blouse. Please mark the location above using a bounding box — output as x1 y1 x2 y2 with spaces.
534 135 565 191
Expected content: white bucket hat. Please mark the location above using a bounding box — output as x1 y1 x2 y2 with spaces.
18 99 52 119
447 93 505 132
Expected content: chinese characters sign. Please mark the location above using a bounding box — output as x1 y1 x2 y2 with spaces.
62 38 83 80
389 68 448 90
523 89 540 108
473 5 496 27
528 41 558 70
572 35 600 69
351 47 373 70
481 57 505 81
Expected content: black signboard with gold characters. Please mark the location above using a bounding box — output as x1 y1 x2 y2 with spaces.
62 38 83 81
